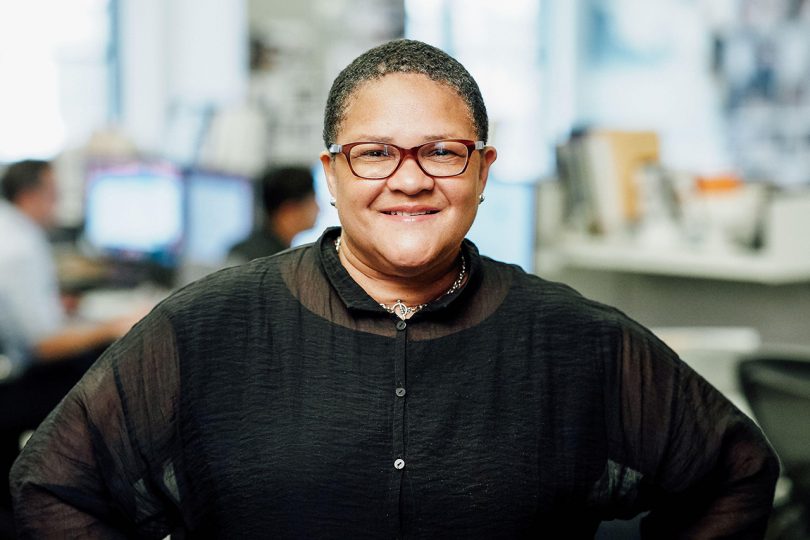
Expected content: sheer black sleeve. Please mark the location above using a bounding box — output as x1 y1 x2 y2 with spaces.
10 307 182 539
601 320 780 538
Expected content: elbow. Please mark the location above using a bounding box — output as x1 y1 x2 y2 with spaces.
8 459 40 537
748 429 782 491
8 448 39 513
730 435 782 513
760 444 782 495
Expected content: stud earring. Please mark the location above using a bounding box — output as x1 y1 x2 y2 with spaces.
478 194 485 205
329 197 336 207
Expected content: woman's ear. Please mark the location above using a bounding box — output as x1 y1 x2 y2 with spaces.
320 151 337 199
477 145 497 190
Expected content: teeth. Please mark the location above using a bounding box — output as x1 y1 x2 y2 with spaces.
386 210 435 216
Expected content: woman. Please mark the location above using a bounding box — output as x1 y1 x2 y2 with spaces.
11 39 777 539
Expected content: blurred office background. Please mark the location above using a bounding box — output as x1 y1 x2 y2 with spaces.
2 0 810 342
2 0 810 537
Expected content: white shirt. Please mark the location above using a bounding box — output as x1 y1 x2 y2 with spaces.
0 200 64 365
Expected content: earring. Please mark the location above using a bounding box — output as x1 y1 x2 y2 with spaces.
478 194 485 205
329 197 336 207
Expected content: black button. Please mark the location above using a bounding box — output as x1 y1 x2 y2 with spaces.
396 320 407 331
395 387 406 397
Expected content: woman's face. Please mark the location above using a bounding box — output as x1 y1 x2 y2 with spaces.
321 73 497 277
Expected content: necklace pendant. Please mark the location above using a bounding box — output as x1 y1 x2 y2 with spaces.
392 300 410 319
377 253 466 321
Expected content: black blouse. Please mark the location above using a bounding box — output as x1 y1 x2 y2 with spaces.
10 227 779 539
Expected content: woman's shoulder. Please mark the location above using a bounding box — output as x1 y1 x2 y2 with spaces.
481 255 631 333
159 244 314 320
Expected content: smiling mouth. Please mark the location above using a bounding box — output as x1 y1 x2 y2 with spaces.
382 210 439 216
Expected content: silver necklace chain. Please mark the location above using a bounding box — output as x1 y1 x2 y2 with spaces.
334 235 466 320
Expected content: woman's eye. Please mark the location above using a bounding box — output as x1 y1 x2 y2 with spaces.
356 146 394 159
426 147 461 159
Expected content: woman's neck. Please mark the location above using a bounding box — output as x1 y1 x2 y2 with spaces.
335 236 465 312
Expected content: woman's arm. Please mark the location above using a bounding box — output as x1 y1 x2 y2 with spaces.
606 321 780 538
10 309 181 539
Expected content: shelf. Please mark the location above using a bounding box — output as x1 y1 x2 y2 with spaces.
537 237 810 285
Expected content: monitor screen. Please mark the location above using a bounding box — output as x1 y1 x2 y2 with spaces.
184 169 255 265
83 162 184 267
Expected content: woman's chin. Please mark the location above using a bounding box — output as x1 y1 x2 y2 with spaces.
376 244 448 275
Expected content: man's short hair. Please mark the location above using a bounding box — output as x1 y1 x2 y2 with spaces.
260 166 315 216
322 39 489 147
1 160 51 203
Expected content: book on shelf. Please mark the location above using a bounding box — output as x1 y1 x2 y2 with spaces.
556 129 660 237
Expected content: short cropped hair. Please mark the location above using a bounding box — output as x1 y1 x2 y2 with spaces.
1 160 51 203
322 39 488 147
260 166 315 216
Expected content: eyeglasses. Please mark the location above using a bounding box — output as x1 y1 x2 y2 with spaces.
328 139 485 180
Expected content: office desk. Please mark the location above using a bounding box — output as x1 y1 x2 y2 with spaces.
75 285 169 323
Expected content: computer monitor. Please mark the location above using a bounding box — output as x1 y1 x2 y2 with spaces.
83 162 184 268
183 169 255 265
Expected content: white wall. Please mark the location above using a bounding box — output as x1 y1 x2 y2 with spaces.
574 0 731 175
118 0 248 155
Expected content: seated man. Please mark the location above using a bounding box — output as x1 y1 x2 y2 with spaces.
0 159 147 527
228 165 319 262
0 160 143 370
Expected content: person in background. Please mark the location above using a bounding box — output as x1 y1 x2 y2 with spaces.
0 160 142 370
10 40 778 538
228 165 319 262
0 300 26 378
0 159 147 536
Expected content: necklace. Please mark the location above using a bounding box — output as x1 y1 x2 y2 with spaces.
334 235 467 320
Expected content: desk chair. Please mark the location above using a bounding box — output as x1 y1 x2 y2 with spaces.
738 353 810 539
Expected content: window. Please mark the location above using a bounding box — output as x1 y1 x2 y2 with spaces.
0 0 115 162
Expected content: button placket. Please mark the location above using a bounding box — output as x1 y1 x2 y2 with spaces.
389 312 408 531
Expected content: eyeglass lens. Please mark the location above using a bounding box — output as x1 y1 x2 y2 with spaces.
348 141 471 179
